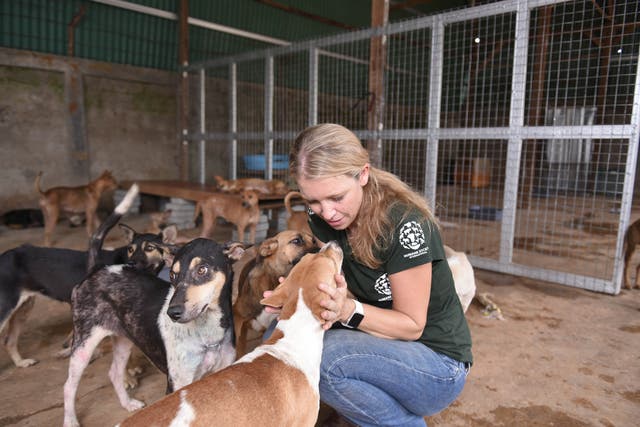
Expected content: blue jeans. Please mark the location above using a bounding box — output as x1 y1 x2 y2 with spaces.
320 329 468 427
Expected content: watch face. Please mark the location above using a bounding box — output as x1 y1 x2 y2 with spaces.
348 312 364 328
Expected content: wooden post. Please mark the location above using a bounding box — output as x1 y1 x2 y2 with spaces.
523 5 554 208
178 0 190 181
367 0 388 167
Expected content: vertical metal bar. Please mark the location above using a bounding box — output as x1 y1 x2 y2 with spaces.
425 17 443 210
308 47 318 126
199 68 205 184
265 56 274 180
230 62 238 179
501 1 529 264
613 43 640 293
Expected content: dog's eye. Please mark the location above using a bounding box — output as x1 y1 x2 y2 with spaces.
290 237 302 245
169 271 176 281
127 247 134 254
197 265 208 276
145 245 156 252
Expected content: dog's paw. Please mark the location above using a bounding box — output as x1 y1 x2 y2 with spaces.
124 398 146 412
16 358 38 368
63 417 80 427
55 347 72 359
124 366 143 390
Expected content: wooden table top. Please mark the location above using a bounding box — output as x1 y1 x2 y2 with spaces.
119 179 298 203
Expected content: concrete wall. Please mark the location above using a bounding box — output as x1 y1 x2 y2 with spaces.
0 48 181 212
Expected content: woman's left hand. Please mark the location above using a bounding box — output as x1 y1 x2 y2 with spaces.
317 273 352 330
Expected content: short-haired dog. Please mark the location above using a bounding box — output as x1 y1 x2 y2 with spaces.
62 235 245 427
119 241 343 427
214 174 289 196
144 209 173 234
284 190 312 235
194 190 261 244
444 245 476 313
0 191 175 369
233 229 318 357
35 170 118 246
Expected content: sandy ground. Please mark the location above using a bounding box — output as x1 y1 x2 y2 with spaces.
0 212 639 427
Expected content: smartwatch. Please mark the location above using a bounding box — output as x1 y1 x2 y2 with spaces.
341 299 364 329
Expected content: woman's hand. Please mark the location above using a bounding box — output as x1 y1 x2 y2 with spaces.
317 273 353 330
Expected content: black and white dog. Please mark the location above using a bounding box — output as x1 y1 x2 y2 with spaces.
63 201 244 426
0 185 176 368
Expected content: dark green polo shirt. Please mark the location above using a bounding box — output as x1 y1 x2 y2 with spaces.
309 204 473 364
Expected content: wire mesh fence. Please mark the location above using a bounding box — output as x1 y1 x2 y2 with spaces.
187 0 639 294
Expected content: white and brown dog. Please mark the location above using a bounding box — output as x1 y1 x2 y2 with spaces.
119 241 343 427
194 190 261 244
232 229 318 357
445 245 476 312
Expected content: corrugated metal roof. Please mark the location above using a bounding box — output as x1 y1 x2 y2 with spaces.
0 0 471 70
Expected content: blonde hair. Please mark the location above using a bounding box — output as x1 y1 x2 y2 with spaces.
290 123 437 269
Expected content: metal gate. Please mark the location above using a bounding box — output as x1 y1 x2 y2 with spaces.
184 0 640 294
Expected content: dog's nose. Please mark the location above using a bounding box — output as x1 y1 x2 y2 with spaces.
167 305 184 321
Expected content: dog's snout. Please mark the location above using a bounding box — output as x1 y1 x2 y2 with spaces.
167 304 184 322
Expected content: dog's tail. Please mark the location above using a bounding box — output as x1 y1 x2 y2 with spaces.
34 171 44 195
87 183 139 272
284 191 303 215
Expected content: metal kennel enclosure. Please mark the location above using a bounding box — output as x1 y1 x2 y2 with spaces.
184 0 640 295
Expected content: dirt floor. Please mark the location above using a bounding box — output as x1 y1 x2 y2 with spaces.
0 212 639 427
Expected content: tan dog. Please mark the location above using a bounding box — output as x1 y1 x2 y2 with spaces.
35 170 118 246
194 190 261 244
214 175 289 196
119 241 343 427
623 218 640 289
284 190 312 235
444 245 476 313
144 209 172 234
233 230 318 357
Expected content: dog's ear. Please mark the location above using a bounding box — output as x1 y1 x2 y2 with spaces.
223 241 246 261
119 224 136 243
161 224 178 244
258 237 279 258
159 243 180 266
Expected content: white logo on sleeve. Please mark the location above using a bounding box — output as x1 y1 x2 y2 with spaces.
399 221 425 250
374 273 392 301
399 221 430 259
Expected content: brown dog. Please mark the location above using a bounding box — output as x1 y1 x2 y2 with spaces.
232 229 318 357
214 175 289 196
35 170 118 246
284 190 312 235
144 209 172 234
194 190 261 244
119 241 343 427
623 218 640 289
